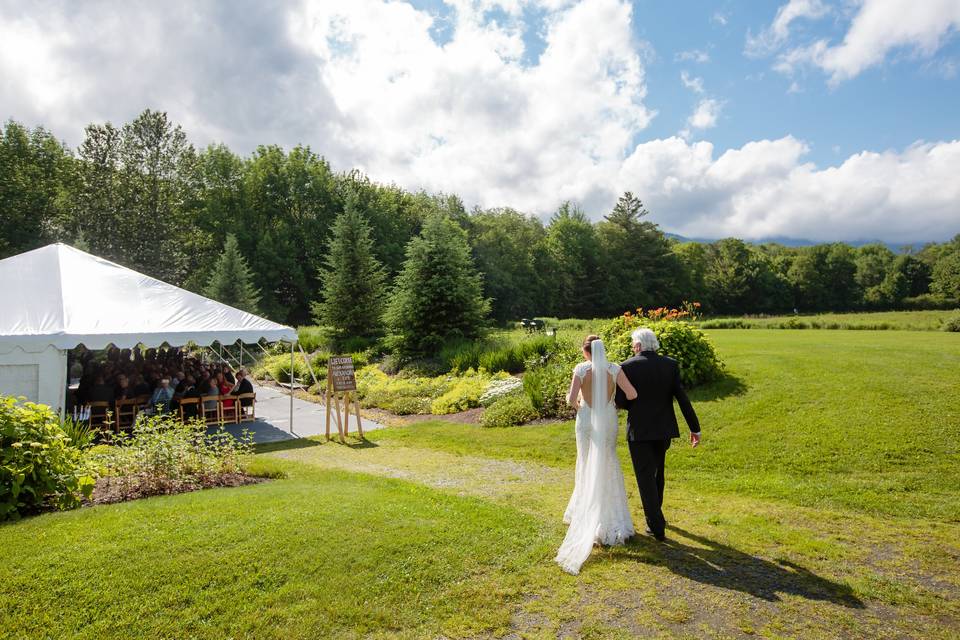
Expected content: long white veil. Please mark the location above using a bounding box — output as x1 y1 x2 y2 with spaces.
590 339 608 435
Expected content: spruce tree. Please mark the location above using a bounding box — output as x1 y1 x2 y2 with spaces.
203 233 261 314
311 201 387 341
386 215 490 359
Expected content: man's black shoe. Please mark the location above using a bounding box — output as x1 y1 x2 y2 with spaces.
644 528 667 542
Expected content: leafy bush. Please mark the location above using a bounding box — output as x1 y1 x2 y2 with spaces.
481 393 538 428
944 312 960 332
356 365 501 415
479 376 524 406
430 370 504 414
522 350 578 420
901 294 960 311
1 397 94 520
599 316 723 387
90 413 254 489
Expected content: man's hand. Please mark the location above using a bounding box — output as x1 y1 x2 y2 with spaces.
690 431 701 448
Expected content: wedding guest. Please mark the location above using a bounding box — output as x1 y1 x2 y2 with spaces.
149 378 175 413
231 369 254 407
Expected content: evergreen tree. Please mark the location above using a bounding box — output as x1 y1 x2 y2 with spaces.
386 215 490 359
311 200 387 341
203 234 261 314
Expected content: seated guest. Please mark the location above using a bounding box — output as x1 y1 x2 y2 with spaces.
114 374 134 400
149 378 175 414
223 367 236 385
203 379 220 412
88 375 115 405
231 369 254 407
217 372 234 409
132 374 151 397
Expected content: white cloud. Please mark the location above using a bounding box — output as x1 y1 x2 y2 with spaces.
711 11 729 27
687 98 722 130
772 0 960 84
745 0 829 57
0 0 957 243
617 137 960 243
680 70 705 94
675 48 710 63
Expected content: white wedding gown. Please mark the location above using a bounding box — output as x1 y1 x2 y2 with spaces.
556 346 635 575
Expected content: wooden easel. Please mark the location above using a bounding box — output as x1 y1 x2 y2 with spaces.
325 356 363 442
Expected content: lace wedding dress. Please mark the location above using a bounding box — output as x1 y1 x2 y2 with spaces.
556 340 635 575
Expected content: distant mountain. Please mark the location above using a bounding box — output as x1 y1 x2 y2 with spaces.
664 233 919 253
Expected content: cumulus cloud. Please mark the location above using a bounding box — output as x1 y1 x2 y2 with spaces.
0 0 957 242
769 0 960 84
617 137 960 243
745 0 829 57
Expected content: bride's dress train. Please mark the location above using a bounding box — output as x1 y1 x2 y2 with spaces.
556 345 635 575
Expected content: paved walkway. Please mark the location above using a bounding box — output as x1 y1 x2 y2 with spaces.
216 384 386 444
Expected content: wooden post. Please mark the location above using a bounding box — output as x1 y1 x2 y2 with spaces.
354 394 363 439
333 389 345 443
325 377 333 441
343 392 351 435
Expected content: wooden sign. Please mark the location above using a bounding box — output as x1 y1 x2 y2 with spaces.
329 356 357 392
325 355 362 442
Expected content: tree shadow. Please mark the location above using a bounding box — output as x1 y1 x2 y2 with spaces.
609 525 864 608
689 372 748 402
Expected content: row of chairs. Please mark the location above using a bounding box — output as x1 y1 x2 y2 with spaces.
83 393 256 433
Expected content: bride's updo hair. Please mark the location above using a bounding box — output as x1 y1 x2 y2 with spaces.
582 334 600 353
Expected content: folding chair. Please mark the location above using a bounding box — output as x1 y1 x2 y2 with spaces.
234 392 256 423
220 395 240 424
87 401 112 433
200 395 222 425
114 397 139 432
177 397 201 422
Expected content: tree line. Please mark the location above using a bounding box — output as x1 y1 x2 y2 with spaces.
2 110 959 329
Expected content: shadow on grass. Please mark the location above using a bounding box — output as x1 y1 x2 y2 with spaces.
616 526 864 608
254 437 326 454
688 373 748 402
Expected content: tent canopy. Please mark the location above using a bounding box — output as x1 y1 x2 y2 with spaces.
0 243 297 353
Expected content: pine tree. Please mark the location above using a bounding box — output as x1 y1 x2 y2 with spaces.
203 233 261 314
311 201 387 341
386 215 490 359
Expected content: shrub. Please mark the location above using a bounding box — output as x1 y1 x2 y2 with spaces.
60 415 98 450
90 413 254 489
944 312 960 332
479 376 524 406
430 370 495 414
1 397 95 520
481 393 538 428
296 325 331 353
522 349 578 419
599 316 723 387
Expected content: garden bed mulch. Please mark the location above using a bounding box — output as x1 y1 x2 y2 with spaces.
85 473 268 506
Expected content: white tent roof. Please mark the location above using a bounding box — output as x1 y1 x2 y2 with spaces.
0 243 297 353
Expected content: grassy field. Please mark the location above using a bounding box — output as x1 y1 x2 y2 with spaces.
698 309 958 331
1 329 958 638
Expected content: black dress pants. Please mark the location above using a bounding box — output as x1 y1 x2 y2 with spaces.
628 438 671 535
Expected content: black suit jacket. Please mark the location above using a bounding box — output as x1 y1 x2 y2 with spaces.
615 351 700 441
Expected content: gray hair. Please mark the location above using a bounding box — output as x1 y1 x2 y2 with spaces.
631 328 660 352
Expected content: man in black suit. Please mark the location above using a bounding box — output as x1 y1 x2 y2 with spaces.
615 328 701 541
230 369 255 407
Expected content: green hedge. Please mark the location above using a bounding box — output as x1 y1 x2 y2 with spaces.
1 397 94 520
480 393 538 428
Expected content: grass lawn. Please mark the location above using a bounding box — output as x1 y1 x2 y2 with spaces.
698 309 958 331
2 329 959 638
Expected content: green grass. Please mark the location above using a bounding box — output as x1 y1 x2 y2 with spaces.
2 329 959 638
699 309 959 331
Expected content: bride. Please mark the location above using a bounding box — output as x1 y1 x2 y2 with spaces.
556 335 638 575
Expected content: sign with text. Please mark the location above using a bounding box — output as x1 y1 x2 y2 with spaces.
329 356 357 392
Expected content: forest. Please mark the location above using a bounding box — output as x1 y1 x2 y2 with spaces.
2 109 959 326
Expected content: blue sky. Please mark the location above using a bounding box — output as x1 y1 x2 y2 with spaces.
1 0 958 242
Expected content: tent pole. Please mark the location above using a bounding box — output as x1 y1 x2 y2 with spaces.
289 340 295 435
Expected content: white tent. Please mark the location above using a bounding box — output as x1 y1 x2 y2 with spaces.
0 243 297 415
